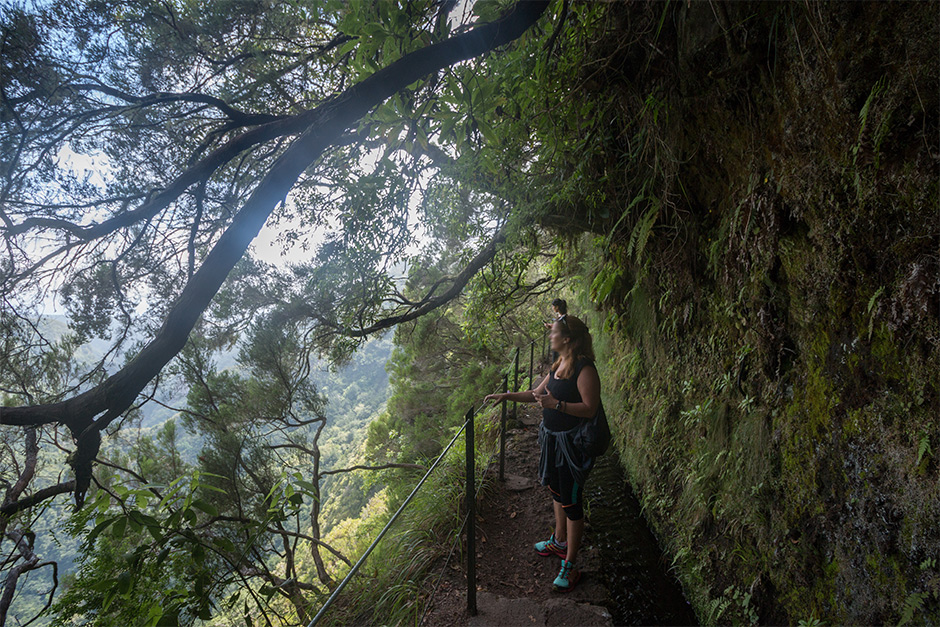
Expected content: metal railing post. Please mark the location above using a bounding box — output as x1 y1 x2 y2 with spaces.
499 374 507 481
542 330 547 363
529 342 534 388
465 406 477 617
512 347 519 420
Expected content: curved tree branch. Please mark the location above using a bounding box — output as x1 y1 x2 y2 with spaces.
0 481 76 519
0 2 549 505
345 229 505 337
65 82 284 126
318 462 426 476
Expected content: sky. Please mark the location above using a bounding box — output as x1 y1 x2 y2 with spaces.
44 130 433 318
26 0 483 316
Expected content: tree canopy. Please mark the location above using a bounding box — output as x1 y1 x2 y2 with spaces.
0 0 571 622
1 0 549 472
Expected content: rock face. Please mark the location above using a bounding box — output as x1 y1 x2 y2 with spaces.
566 1 938 624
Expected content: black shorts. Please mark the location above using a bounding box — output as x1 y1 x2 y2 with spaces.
546 459 585 521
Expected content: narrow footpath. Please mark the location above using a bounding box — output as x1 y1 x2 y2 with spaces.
421 405 613 626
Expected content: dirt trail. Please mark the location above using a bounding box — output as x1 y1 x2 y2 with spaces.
421 405 613 626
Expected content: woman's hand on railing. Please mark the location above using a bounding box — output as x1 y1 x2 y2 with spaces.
484 393 507 404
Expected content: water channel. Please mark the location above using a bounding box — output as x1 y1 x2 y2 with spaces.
585 454 698 625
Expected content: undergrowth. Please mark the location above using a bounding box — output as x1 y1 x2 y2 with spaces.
319 409 502 626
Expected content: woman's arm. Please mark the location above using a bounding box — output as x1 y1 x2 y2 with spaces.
534 365 600 417
484 373 549 404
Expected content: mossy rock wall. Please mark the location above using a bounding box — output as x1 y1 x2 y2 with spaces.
570 2 939 623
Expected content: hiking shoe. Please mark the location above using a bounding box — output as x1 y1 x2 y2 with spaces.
534 533 567 558
552 559 581 592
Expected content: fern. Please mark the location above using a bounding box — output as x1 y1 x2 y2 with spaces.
590 264 622 304
607 181 649 243
706 595 731 624
855 76 888 157
627 200 659 263
898 591 927 626
916 433 932 467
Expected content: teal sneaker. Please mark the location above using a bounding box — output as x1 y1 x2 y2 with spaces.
552 559 581 592
534 533 567 558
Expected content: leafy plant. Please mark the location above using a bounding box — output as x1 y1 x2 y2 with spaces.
915 426 932 470
897 591 928 627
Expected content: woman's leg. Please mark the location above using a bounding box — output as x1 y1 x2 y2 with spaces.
565 517 584 562
557 466 585 562
553 500 567 543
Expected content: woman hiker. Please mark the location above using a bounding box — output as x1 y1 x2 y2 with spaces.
485 315 600 592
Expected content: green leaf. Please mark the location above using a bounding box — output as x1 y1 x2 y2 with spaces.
294 479 318 494
478 117 498 145
90 577 118 592
117 571 133 595
627 201 659 262
213 537 237 553
111 515 128 538
95 489 110 513
337 38 358 57
260 585 278 598
867 286 884 313
146 604 164 627
198 483 228 494
916 433 932 467
192 499 219 517
898 591 927 626
88 517 117 542
154 546 171 568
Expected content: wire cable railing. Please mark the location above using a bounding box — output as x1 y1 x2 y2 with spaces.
308 330 550 625
418 407 506 625
307 408 477 626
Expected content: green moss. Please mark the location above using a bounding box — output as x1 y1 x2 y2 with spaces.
551 3 939 624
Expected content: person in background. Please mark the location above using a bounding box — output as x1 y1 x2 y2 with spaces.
545 298 567 363
485 315 599 592
544 298 567 329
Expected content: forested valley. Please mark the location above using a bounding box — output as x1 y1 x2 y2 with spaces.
0 1 937 625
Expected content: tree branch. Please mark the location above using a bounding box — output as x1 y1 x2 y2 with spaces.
344 229 505 337
319 462 426 477
66 82 283 126
0 481 76 519
4 428 37 505
0 0 548 435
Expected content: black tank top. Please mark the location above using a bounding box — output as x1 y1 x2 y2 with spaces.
543 358 594 432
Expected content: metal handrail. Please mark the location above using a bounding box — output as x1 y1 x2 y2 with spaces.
307 415 472 626
309 328 549 625
420 424 504 625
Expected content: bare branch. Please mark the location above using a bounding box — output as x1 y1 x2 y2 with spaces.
319 462 426 477
65 82 283 126
344 229 505 337
4 428 37 505
0 480 76 520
